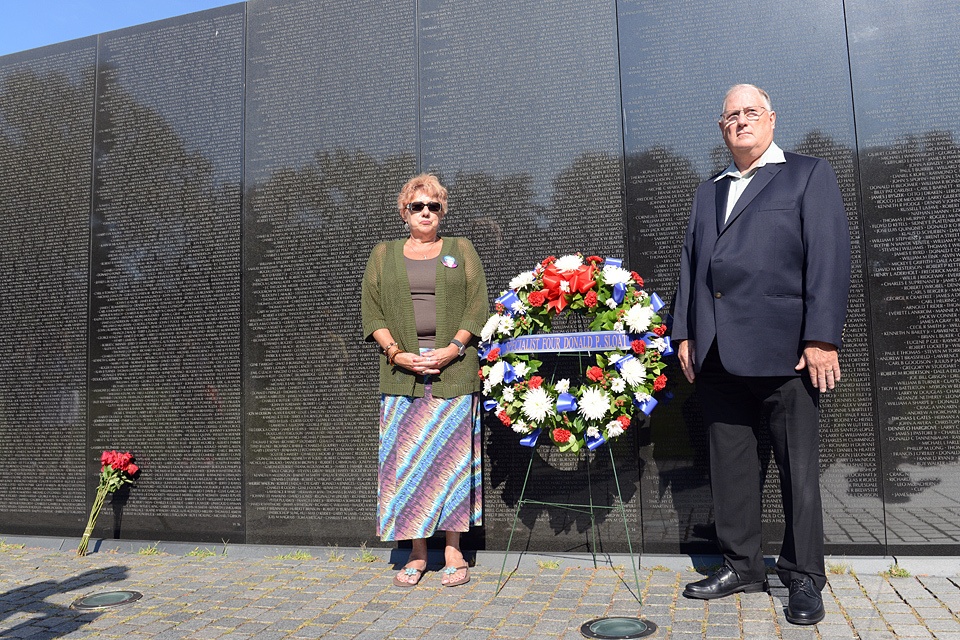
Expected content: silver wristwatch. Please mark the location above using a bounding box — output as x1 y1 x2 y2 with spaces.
449 339 466 357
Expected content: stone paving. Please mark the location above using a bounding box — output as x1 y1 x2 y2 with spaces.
2 540 960 639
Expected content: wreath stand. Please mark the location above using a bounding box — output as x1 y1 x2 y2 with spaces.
495 354 643 603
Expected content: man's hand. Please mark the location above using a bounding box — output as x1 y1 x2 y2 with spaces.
796 341 840 392
678 339 696 383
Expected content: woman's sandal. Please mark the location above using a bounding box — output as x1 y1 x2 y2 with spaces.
441 565 470 587
392 565 424 588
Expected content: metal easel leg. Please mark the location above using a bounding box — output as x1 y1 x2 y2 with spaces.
497 445 536 593
609 445 642 603
586 449 598 568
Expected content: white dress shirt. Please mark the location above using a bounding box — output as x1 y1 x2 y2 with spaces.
714 141 786 223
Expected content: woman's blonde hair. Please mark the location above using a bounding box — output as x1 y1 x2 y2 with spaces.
397 173 448 215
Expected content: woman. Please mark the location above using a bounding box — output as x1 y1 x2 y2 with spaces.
361 173 488 587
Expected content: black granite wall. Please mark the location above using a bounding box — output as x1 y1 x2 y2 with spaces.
0 0 957 555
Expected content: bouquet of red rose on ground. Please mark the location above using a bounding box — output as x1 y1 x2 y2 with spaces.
77 450 139 556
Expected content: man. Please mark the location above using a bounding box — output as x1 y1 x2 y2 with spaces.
672 84 850 626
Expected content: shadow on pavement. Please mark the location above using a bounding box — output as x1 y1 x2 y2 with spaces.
0 566 129 639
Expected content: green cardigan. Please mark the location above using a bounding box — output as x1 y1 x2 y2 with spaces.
361 236 489 399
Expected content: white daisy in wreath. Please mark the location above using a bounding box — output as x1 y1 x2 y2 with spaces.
508 271 537 290
521 386 554 423
619 358 647 387
578 387 610 421
553 254 584 272
624 303 655 334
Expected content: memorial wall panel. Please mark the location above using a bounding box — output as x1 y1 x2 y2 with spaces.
89 6 245 542
848 0 960 553
0 40 96 536
1 0 959 557
617 0 881 554
243 0 417 545
417 0 636 551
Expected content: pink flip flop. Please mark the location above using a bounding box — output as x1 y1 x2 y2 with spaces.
393 566 424 588
441 565 470 587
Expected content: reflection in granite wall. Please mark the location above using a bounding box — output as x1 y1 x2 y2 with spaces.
89 5 245 542
243 0 417 545
848 0 960 553
0 0 958 554
417 0 636 551
617 0 883 555
0 41 96 536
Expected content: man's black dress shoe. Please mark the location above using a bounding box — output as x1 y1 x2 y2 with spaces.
683 565 769 600
786 576 824 625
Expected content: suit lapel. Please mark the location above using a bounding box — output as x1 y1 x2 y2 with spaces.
715 177 730 235
722 163 783 233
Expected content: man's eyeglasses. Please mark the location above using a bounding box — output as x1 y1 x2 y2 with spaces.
407 201 443 213
719 106 767 126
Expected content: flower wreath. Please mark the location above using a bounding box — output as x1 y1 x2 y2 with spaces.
479 253 672 453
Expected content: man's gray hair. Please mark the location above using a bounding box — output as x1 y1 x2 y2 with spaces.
723 84 772 111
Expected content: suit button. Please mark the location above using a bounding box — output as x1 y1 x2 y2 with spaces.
714 292 722 299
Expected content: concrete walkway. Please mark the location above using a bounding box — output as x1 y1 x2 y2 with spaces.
1 537 960 639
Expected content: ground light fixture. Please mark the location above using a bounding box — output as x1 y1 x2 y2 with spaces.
580 616 658 638
70 590 143 610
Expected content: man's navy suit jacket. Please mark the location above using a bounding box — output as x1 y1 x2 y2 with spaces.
672 151 851 377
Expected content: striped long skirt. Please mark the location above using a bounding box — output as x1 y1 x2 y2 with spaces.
377 387 482 541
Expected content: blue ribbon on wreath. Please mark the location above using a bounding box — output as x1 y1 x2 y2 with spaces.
519 428 542 447
649 292 665 312
662 335 674 356
612 282 626 305
496 290 523 316
556 392 577 412
486 331 637 355
635 396 658 415
586 432 607 450
640 332 674 357
613 353 635 371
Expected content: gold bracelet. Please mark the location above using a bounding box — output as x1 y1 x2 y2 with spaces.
388 349 403 366
381 341 397 354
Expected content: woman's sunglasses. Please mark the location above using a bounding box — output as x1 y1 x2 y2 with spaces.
407 201 442 213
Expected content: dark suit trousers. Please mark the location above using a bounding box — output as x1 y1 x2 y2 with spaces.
697 342 826 590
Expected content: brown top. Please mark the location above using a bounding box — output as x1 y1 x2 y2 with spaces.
404 256 438 349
